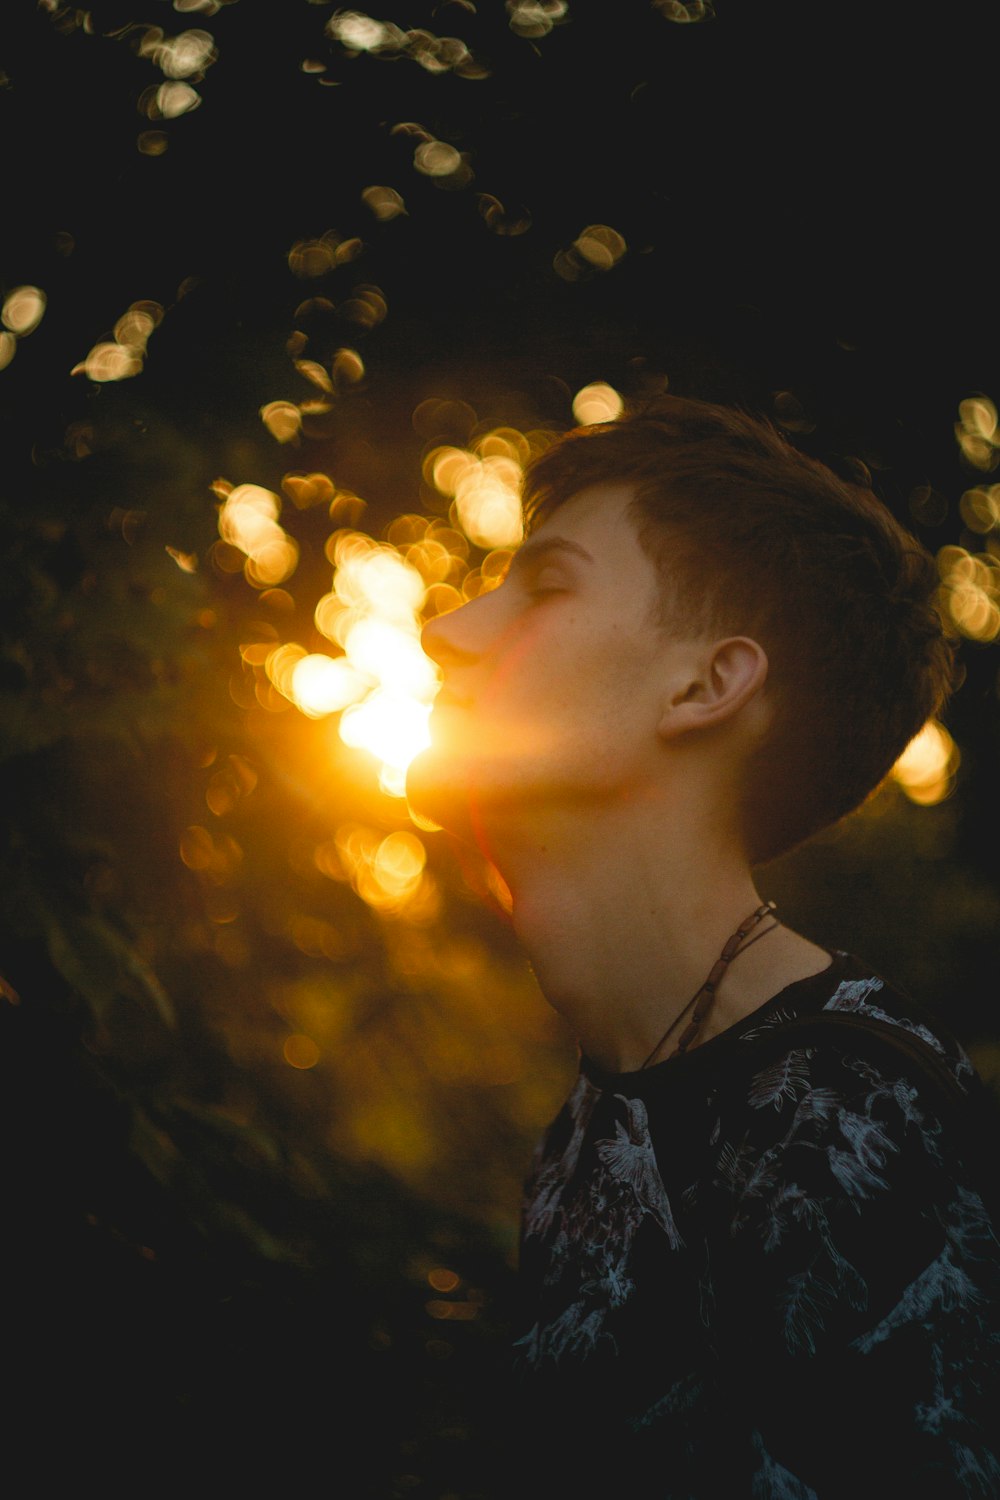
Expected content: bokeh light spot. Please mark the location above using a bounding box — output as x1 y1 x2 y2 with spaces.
260 401 303 444
156 81 201 117
283 472 336 509
362 185 407 220
73 343 143 382
284 1034 321 1069
153 29 217 78
573 224 627 270
654 0 715 19
290 654 369 717
955 395 1000 472
507 0 569 37
891 719 960 806
328 12 392 51
2 286 46 336
959 486 1000 535
572 382 624 425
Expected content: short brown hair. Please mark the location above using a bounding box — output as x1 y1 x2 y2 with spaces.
522 395 957 864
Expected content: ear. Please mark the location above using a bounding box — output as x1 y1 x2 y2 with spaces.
658 637 769 741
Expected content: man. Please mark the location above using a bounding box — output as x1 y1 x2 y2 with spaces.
405 396 1000 1496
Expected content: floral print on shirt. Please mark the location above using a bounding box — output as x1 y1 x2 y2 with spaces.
513 956 1000 1498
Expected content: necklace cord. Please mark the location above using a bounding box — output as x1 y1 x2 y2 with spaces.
640 901 779 1070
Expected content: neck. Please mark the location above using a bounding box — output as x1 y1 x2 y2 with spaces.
483 798 830 1073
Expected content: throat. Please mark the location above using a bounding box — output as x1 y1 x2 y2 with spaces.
637 900 779 1068
511 872 832 1074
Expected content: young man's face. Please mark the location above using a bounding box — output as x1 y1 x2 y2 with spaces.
406 483 694 841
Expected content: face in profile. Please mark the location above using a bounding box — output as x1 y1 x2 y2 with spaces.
405 483 685 845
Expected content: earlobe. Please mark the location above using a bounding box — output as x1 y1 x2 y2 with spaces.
658 637 769 739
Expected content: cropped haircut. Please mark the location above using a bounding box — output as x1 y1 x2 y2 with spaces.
522 395 957 865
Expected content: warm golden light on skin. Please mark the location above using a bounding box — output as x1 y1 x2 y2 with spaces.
486 862 514 914
891 719 960 806
215 411 979 836
573 382 624 425
217 423 673 807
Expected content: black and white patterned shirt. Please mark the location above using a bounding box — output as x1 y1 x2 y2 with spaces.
511 953 1000 1498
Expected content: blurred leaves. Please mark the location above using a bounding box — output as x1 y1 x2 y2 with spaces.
47 908 175 1028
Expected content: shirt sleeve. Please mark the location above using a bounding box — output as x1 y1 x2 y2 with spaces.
707 1041 1000 1498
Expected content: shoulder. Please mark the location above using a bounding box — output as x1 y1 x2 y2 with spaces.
742 954 972 1067
730 954 982 1123
711 958 997 1235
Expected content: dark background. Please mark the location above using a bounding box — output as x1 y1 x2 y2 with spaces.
2 2 998 1493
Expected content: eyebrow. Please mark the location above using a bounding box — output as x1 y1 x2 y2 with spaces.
506 536 595 575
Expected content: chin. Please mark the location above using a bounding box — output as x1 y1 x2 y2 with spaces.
405 745 476 842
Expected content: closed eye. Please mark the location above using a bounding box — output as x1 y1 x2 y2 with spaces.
524 566 569 597
504 535 592 595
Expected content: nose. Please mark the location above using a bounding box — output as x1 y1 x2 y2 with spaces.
420 592 491 668
420 601 471 668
